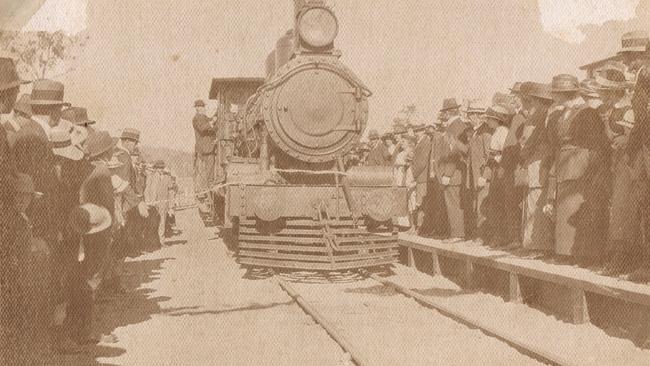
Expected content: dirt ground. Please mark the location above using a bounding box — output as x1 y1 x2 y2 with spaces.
47 209 347 366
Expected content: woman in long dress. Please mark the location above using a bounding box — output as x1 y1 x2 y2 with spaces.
544 74 611 262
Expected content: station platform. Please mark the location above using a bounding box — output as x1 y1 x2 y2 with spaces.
397 234 650 347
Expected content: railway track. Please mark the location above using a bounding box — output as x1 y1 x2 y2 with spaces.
275 269 577 366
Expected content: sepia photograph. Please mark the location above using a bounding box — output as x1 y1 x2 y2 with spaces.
1 0 650 365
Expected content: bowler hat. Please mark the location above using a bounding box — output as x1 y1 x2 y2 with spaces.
0 58 27 91
194 99 206 107
68 203 112 235
521 82 553 101
440 98 460 111
85 131 117 158
619 30 649 54
550 74 579 93
50 128 84 161
29 79 69 106
62 107 95 126
368 129 380 140
121 128 140 142
13 94 32 116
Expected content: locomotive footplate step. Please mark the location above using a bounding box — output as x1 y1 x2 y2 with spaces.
237 216 399 270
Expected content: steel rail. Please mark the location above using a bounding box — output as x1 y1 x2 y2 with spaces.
276 277 371 366
367 273 578 366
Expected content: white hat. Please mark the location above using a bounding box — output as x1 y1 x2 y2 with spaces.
69 203 112 235
50 128 84 161
111 175 129 193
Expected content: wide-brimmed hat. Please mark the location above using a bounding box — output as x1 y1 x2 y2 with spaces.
85 131 117 158
62 107 95 126
29 79 69 106
520 82 553 101
0 58 27 91
619 30 649 54
13 94 32 116
68 203 112 235
121 127 140 142
368 129 380 140
440 98 460 111
594 68 628 91
194 99 205 107
485 105 510 124
550 74 580 93
50 128 84 161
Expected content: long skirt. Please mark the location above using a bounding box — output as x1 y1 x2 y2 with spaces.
522 187 554 250
608 152 643 254
555 178 609 258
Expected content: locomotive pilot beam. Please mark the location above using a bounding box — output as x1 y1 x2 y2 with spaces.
208 0 408 271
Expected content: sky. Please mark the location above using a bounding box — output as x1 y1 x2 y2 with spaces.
3 0 650 151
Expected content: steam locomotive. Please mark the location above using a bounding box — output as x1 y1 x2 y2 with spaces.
207 0 408 271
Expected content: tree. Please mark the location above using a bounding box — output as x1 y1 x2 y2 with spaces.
0 30 88 80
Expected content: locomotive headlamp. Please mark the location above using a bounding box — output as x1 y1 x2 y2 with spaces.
297 7 338 48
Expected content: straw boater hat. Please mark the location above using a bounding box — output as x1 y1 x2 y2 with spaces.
440 98 461 111
29 79 70 106
550 74 580 94
121 128 140 142
618 30 649 54
68 203 112 235
85 131 117 159
0 58 27 91
62 107 96 127
50 128 84 161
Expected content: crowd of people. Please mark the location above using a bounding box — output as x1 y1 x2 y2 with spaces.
345 30 650 284
0 58 178 363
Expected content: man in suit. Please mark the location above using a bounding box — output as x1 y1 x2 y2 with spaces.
410 124 432 234
466 101 493 241
437 98 471 243
193 99 216 214
365 129 391 166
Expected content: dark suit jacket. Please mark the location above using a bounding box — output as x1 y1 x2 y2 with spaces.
467 123 493 188
81 162 115 215
411 135 432 183
437 117 470 186
113 147 141 212
193 113 216 155
628 65 650 160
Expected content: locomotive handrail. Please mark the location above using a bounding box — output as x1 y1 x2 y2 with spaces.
260 57 372 97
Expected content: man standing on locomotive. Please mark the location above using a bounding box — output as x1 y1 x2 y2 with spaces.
192 99 216 215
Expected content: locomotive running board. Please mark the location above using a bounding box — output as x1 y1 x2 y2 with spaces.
236 217 399 271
